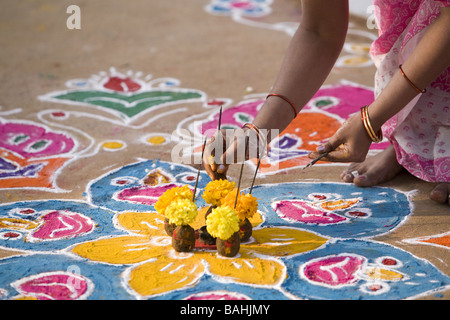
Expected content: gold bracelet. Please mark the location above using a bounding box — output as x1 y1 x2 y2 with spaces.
360 106 383 143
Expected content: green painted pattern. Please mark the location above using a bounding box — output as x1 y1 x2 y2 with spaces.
53 90 203 118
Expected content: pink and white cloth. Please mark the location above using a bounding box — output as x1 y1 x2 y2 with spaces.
370 0 450 182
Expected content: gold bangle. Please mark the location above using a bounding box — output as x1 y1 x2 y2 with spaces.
360 106 383 143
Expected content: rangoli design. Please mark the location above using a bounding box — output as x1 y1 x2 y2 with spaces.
1 0 448 300
0 118 79 191
0 160 448 300
205 0 273 18
38 68 205 125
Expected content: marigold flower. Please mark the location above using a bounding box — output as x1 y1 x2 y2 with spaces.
206 206 239 240
222 190 258 221
154 185 193 216
201 179 235 207
165 198 198 226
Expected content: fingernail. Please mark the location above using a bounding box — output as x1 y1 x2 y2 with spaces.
217 165 225 173
358 175 366 180
317 145 325 152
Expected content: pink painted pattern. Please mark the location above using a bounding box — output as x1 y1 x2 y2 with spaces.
185 292 249 300
13 272 88 300
31 211 95 241
0 120 75 158
302 255 365 287
116 183 182 205
273 200 348 225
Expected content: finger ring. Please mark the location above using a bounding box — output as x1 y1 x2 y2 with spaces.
351 170 359 177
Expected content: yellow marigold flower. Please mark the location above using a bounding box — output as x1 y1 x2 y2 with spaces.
201 179 235 207
206 206 239 240
222 190 258 221
165 198 198 226
154 185 193 216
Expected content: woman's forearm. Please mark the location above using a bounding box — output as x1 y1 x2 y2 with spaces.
253 0 348 140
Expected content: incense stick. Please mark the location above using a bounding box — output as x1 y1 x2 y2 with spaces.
249 142 267 194
234 136 248 209
193 137 208 201
218 105 222 130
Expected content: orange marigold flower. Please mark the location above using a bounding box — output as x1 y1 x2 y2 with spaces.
222 189 258 221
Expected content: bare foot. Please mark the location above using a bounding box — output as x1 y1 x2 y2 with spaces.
429 183 450 205
341 145 449 206
340 145 403 187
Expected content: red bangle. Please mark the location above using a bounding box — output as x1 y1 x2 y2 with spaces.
399 65 426 94
266 93 297 118
242 123 268 157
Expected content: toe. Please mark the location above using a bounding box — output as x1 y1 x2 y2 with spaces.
429 183 450 205
341 164 362 183
353 174 373 187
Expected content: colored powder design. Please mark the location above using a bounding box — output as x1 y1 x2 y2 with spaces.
273 200 348 225
0 200 123 252
102 141 125 150
0 161 449 300
116 183 185 206
142 169 173 185
404 232 450 250
184 291 250 300
251 182 409 239
147 136 166 145
39 70 205 123
12 272 89 300
30 211 95 241
422 234 450 248
88 160 210 212
205 0 273 18
282 239 450 300
301 254 365 287
103 76 142 92
0 120 74 158
0 119 76 190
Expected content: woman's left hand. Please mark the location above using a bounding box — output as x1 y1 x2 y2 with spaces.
308 112 373 163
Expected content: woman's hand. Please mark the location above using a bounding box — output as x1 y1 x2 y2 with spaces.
308 112 373 163
202 128 263 180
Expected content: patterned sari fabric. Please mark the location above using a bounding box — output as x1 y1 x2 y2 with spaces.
370 0 450 182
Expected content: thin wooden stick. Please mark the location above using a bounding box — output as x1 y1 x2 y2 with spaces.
193 137 207 201
249 141 267 194
234 136 248 208
303 152 329 170
218 105 223 130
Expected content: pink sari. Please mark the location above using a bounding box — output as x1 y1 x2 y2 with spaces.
370 0 450 182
